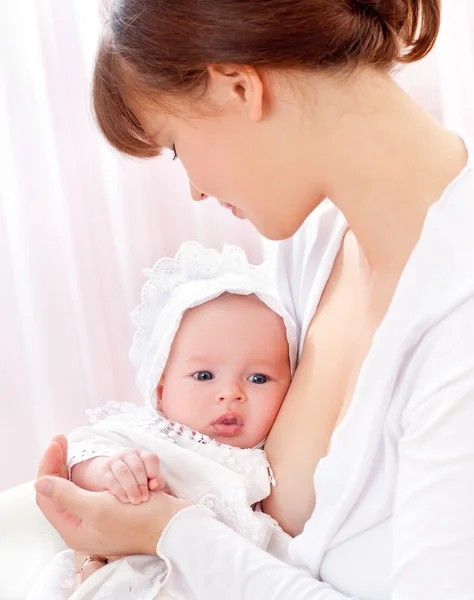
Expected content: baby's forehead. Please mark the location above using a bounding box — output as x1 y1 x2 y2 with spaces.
174 293 287 343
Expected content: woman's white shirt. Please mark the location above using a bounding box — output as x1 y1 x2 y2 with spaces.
158 137 474 600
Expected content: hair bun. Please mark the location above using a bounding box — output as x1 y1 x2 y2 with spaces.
353 1 400 21
350 0 441 64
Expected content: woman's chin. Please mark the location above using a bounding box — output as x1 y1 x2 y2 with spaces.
252 220 301 242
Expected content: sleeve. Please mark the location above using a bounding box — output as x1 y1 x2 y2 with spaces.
67 425 128 469
158 506 357 600
67 402 151 469
392 298 474 599
264 236 302 331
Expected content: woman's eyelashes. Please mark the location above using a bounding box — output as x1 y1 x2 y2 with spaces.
171 145 178 161
191 371 269 384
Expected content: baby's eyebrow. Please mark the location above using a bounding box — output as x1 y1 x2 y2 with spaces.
245 359 279 368
183 357 282 369
185 356 214 364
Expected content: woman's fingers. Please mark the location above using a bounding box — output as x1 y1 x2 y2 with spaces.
52 434 68 463
110 459 142 504
35 477 94 551
35 477 93 521
37 439 68 480
72 572 84 592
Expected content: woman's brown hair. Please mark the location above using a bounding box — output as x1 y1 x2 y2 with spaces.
93 0 441 158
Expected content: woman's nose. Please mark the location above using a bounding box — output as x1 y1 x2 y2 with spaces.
189 182 208 202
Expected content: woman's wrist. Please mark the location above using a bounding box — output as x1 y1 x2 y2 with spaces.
127 492 192 556
157 504 216 557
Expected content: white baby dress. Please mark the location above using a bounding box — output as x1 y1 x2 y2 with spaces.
26 401 293 600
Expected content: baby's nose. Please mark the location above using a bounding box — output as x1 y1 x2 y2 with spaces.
189 182 209 202
216 385 246 404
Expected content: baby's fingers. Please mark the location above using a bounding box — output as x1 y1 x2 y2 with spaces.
140 450 161 481
110 460 142 504
120 451 151 502
148 475 166 491
103 472 130 504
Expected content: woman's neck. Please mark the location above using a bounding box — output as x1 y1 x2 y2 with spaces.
304 71 468 276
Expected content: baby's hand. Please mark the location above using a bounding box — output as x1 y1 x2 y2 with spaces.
97 448 164 504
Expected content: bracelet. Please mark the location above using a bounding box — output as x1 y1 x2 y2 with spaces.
79 555 108 575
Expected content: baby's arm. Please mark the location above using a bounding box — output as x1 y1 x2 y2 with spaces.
68 404 167 503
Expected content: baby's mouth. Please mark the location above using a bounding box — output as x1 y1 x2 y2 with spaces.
212 413 244 437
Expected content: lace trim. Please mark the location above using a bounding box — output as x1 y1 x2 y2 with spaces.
128 241 298 404
80 401 276 487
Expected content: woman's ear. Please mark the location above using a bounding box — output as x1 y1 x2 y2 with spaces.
206 64 264 122
155 382 164 412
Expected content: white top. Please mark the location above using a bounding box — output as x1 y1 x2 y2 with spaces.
157 136 474 600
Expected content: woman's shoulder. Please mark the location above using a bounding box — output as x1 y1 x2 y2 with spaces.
430 153 474 260
386 156 474 410
414 153 474 305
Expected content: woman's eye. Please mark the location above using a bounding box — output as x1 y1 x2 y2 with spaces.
172 145 178 161
248 374 268 385
193 371 214 381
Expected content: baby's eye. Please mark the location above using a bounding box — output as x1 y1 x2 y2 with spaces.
248 374 268 385
193 371 214 381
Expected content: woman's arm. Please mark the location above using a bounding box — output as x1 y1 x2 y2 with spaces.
262 338 341 536
390 304 474 599
159 506 357 600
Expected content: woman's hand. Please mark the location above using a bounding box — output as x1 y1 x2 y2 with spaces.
72 551 106 592
35 435 189 557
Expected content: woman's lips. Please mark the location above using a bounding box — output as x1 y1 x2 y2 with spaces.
219 200 232 210
218 200 245 220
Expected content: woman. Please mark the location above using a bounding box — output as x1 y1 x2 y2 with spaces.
35 0 474 598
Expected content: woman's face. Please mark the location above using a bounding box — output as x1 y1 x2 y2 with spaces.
128 67 327 240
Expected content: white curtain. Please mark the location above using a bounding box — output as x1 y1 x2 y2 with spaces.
1 1 473 490
0 0 262 490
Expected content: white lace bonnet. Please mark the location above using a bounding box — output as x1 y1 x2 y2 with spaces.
130 241 298 408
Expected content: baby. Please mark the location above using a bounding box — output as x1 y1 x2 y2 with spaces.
27 242 298 600
73 290 292 497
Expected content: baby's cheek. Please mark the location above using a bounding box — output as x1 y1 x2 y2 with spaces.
258 399 283 433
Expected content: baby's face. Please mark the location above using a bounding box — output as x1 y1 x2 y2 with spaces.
156 294 292 448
